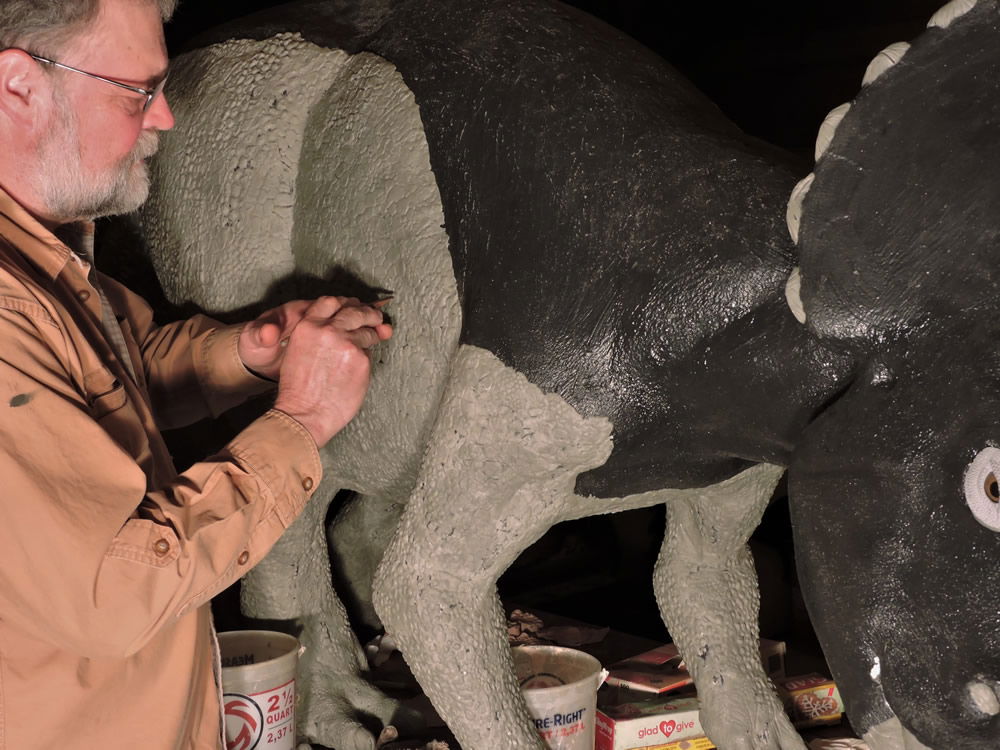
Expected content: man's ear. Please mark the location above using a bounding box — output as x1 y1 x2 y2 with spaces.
0 49 48 124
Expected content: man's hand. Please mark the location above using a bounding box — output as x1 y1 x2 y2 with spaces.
238 299 315 381
268 297 392 447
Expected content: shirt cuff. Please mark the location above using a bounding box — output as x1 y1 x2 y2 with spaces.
196 322 275 415
224 409 323 527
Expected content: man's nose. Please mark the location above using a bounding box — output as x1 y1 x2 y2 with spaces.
143 92 174 131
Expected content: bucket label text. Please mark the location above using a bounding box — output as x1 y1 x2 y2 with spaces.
224 679 295 750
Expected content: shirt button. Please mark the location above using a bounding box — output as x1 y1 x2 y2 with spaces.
153 539 170 556
238 551 250 566
77 289 91 302
302 477 314 492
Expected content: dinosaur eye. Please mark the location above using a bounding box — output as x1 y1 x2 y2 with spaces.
987 474 1000 503
964 448 1000 531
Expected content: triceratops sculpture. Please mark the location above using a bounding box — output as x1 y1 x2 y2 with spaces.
121 0 998 748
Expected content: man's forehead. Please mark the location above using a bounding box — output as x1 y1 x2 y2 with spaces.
64 0 168 78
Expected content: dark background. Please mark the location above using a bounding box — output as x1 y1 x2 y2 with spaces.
178 0 943 648
165 0 945 155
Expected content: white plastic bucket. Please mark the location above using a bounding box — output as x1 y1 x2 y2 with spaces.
512 645 608 750
218 630 299 750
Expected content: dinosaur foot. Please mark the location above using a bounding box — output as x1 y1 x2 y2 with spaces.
698 675 807 750
297 666 425 750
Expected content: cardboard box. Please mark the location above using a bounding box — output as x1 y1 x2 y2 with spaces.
775 673 843 728
596 694 711 750
644 739 715 750
598 737 716 750
605 639 786 694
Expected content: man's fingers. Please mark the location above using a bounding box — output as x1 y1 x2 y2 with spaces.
303 296 388 324
283 297 389 353
304 295 346 320
347 326 383 351
328 304 385 331
285 313 386 351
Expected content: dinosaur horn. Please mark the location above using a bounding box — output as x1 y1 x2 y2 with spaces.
785 268 806 325
928 0 979 28
862 42 911 87
785 173 814 247
814 103 852 162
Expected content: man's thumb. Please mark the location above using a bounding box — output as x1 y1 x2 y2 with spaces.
254 321 282 348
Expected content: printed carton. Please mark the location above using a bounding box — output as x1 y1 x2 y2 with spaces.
595 693 711 750
775 673 843 728
600 737 716 750
653 738 716 750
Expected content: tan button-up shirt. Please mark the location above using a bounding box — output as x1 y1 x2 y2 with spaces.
0 189 323 749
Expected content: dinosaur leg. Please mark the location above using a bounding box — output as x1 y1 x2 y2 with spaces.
372 346 614 750
327 489 409 637
241 481 416 750
653 463 805 750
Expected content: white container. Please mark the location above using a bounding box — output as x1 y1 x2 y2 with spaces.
219 630 299 750
512 645 608 750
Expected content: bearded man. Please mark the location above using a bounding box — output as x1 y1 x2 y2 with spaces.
0 1 391 747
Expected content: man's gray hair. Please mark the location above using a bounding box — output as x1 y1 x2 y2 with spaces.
0 0 177 57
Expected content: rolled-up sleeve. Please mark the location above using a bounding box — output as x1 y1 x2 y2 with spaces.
0 306 322 658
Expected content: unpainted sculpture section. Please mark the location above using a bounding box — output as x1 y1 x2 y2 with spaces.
144 34 462 745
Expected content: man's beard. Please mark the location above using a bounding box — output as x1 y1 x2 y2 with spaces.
36 89 159 223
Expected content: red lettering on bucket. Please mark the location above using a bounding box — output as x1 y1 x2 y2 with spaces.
267 707 293 724
267 725 292 744
225 681 296 749
267 687 295 712
538 724 585 741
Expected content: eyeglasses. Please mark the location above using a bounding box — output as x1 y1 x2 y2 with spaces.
27 53 168 113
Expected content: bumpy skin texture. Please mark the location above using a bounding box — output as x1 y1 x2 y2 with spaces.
789 2 1000 748
136 1 860 748
144 33 460 748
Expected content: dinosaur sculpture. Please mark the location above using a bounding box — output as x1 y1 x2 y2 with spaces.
122 0 998 748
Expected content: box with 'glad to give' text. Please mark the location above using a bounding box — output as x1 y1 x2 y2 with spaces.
595 694 714 750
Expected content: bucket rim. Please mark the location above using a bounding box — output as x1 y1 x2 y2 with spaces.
511 644 604 692
218 629 300 678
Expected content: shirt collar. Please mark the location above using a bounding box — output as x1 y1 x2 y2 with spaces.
0 186 95 280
